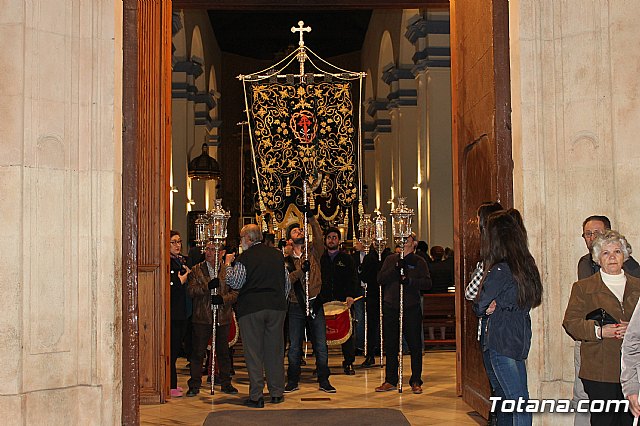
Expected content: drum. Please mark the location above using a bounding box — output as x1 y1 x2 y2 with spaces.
324 301 352 346
228 311 239 347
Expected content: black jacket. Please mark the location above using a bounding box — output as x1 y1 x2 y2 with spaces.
427 257 454 294
474 262 531 360
377 252 431 309
352 249 381 297
234 242 288 318
170 254 190 321
320 250 359 302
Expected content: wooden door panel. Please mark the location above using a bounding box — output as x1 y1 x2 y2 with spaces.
136 0 172 405
451 0 512 419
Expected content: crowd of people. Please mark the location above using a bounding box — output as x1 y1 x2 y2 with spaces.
168 207 459 407
170 202 640 424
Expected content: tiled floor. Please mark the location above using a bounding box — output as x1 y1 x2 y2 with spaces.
141 348 483 425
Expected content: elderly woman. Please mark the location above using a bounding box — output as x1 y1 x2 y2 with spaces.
564 230 640 426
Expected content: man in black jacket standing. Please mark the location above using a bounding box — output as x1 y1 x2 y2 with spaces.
352 240 382 367
376 232 431 394
320 227 359 375
225 224 290 408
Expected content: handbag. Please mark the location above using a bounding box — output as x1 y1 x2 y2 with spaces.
585 307 618 326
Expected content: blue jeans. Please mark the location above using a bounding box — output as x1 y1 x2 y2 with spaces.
287 302 331 384
486 348 531 426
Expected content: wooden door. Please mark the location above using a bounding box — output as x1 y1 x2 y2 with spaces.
136 0 173 405
451 0 513 419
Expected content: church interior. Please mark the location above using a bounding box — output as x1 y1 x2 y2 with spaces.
2 0 640 425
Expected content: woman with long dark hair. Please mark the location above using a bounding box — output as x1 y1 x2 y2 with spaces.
474 211 543 426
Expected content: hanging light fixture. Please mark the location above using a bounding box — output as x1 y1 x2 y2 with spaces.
188 143 221 181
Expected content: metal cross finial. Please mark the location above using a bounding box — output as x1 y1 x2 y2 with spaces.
291 20 311 47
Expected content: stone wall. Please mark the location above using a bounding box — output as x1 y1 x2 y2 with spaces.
510 0 640 423
0 0 122 424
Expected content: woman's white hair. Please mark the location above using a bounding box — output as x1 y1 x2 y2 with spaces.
591 229 632 264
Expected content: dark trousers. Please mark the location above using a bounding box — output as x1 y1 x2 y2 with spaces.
342 333 356 365
581 379 633 426
365 293 381 356
170 319 187 389
187 322 231 390
238 309 286 401
383 304 423 386
287 302 330 384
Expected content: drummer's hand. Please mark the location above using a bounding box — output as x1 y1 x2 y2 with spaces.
346 297 355 308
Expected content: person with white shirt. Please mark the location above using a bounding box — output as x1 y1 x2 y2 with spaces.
564 230 640 426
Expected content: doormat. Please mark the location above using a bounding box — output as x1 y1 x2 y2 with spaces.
203 408 410 425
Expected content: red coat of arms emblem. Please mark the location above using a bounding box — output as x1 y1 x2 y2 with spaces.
290 110 317 144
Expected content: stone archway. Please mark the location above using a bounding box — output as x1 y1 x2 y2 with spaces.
121 0 512 423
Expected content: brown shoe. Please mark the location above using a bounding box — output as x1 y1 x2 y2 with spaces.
411 383 423 394
375 382 397 392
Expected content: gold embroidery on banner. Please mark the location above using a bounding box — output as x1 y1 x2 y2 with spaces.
249 82 357 222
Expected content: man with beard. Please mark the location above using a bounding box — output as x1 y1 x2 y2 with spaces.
320 227 359 375
284 214 335 393
225 224 290 408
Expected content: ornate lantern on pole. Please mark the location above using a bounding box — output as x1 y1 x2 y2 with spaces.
358 213 374 254
374 212 387 261
391 197 413 244
357 213 374 358
390 196 414 393
373 211 387 368
194 214 209 251
206 198 230 395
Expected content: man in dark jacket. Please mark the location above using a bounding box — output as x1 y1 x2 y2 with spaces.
376 233 431 394
225 224 290 407
185 242 238 397
352 241 382 367
320 227 359 375
578 215 640 280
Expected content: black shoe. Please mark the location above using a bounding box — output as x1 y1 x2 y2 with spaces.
319 382 336 393
361 356 376 368
270 395 284 404
284 383 299 393
186 387 199 397
343 364 355 375
244 397 265 408
221 384 238 394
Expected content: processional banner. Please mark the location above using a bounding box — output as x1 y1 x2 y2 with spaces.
248 82 357 222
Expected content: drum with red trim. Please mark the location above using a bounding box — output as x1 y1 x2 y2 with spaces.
324 301 352 346
228 311 239 347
